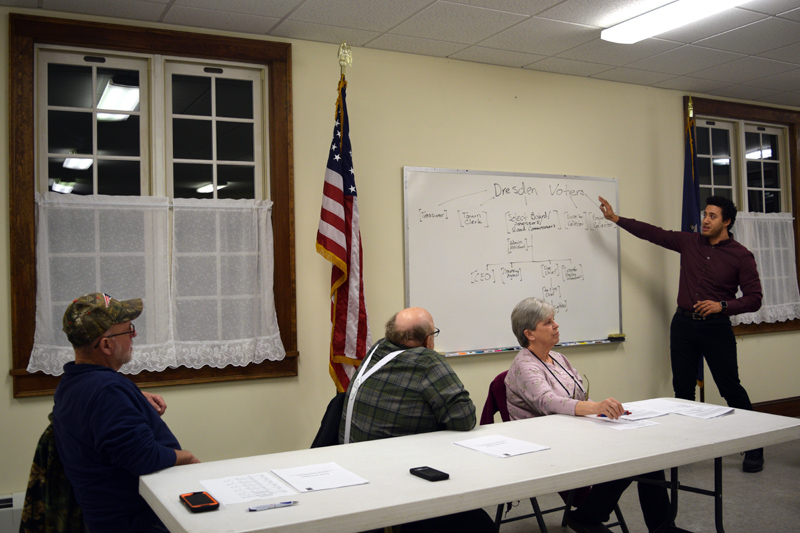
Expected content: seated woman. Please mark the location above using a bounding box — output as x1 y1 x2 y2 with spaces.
505 297 674 533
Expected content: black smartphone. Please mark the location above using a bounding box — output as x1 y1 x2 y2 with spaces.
179 491 220 513
410 466 449 482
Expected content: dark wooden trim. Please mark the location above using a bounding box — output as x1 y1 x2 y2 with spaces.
690 96 800 336
753 396 800 418
8 14 297 397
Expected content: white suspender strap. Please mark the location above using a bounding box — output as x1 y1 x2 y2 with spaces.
343 346 404 444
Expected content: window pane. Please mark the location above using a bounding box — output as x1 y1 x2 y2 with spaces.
713 159 731 186
700 187 713 204
96 68 140 113
763 162 780 188
764 134 779 160
747 161 763 188
696 127 710 155
48 64 92 108
217 122 254 162
745 131 760 159
216 78 253 119
748 190 763 212
218 165 255 199
715 188 733 202
172 74 211 116
173 162 213 199
765 191 781 213
48 157 93 195
173 118 212 160
48 110 93 154
697 158 711 186
711 128 730 157
98 115 140 156
98 160 141 195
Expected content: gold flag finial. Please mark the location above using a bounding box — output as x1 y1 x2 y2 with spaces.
338 42 353 76
688 95 694 119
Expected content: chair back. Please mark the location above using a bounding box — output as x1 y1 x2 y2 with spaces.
311 392 346 448
480 370 510 425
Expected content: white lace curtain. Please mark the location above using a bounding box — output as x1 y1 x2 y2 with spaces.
731 212 800 325
29 192 285 375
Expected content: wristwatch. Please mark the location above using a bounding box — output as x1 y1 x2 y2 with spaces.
720 301 728 311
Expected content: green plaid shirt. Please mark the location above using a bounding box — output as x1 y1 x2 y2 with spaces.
339 338 476 443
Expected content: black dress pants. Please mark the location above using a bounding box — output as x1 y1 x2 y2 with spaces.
575 470 671 532
669 312 752 410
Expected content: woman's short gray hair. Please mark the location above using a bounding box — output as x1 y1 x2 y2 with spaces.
511 297 555 347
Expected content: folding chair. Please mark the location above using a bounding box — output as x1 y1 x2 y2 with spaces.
481 371 628 533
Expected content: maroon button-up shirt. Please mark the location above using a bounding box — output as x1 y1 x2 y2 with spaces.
617 217 762 316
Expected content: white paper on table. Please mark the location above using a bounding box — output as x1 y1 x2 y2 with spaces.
620 402 669 421
200 472 296 505
590 417 660 430
272 462 369 493
627 399 733 419
453 435 549 458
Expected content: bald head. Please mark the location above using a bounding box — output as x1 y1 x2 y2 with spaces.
385 307 435 348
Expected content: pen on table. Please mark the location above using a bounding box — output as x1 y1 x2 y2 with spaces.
597 411 632 418
248 501 299 512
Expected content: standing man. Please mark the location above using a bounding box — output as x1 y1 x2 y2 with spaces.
54 293 200 533
339 307 494 532
598 196 764 472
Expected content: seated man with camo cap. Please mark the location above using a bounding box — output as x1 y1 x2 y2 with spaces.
53 293 199 533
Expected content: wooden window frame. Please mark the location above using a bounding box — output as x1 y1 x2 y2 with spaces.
9 14 297 397
688 96 800 335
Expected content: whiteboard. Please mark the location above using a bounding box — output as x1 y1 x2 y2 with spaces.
404 167 621 355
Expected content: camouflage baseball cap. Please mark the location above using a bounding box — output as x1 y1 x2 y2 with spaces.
62 292 143 347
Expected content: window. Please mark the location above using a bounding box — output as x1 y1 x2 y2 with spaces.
10 15 297 397
695 118 789 213
689 97 800 335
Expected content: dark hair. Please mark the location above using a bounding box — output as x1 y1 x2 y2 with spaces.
385 313 430 345
705 195 737 231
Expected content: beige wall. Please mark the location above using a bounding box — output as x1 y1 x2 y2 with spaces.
1 8 798 496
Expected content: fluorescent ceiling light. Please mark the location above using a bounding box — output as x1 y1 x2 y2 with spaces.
197 183 228 194
63 157 93 170
98 80 140 121
601 0 754 44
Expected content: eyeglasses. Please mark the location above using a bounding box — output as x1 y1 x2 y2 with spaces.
94 323 136 349
428 328 440 338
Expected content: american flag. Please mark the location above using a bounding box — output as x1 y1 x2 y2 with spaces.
316 76 371 392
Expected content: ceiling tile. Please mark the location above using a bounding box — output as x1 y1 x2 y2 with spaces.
174 0 303 18
42 0 167 20
367 34 466 58
627 45 744 76
288 0 433 32
558 37 681 67
742 68 800 91
270 20 380 47
759 92 800 106
390 2 527 44
706 84 782 100
739 0 800 15
697 17 800 55
481 17 598 56
776 6 800 21
446 0 562 17
757 41 800 65
3 0 38 7
590 67 675 85
691 56 798 84
525 57 615 77
655 7 767 44
651 76 731 93
536 0 673 27
450 46 546 68
163 6 281 34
